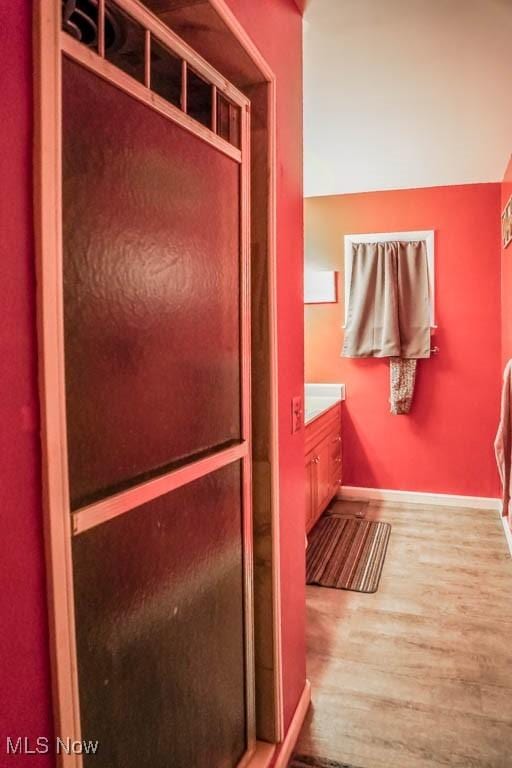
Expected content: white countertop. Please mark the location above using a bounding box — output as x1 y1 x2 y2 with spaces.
305 383 345 425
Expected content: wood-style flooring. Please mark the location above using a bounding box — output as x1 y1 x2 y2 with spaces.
295 499 512 768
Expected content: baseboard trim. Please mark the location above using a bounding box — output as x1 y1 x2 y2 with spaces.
274 679 311 768
338 485 501 511
240 741 276 768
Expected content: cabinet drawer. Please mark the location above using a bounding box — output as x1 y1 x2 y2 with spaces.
305 403 342 454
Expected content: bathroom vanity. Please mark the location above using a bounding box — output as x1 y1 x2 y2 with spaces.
304 384 345 532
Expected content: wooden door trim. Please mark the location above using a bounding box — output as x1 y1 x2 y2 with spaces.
72 442 249 535
61 34 243 163
115 0 249 107
267 77 284 742
34 4 82 765
206 0 284 738
240 91 256 748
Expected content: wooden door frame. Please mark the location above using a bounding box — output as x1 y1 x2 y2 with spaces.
34 1 282 767
204 0 284 747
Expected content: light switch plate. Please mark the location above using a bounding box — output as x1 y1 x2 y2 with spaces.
291 395 303 434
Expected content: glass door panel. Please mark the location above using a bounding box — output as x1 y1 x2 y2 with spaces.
72 462 246 768
62 58 241 510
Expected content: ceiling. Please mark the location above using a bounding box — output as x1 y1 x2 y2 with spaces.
304 0 512 197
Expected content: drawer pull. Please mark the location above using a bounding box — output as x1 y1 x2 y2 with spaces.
312 455 320 464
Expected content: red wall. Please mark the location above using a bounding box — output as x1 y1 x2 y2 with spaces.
305 183 502 498
501 156 512 368
1 0 305 759
225 0 307 732
0 1 54 764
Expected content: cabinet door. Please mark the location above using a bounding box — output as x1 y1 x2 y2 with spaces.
329 432 343 495
316 439 332 514
305 453 317 531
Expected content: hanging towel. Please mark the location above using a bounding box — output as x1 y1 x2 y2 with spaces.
343 241 431 359
390 358 417 415
495 360 512 517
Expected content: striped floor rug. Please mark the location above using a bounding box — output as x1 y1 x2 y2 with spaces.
289 756 363 768
306 515 391 593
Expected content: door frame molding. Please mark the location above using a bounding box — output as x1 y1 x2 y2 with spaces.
34 5 81 760
34 1 282 766
205 0 284 742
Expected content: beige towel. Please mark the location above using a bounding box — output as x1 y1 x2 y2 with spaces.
495 360 512 517
390 358 417 414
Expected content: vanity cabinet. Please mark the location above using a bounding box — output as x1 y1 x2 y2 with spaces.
305 403 342 532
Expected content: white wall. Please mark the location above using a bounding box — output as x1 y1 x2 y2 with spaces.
304 0 512 196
